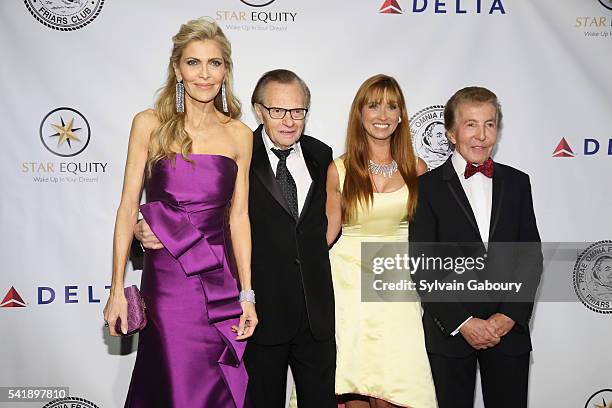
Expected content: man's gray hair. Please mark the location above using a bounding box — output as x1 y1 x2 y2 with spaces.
251 69 311 108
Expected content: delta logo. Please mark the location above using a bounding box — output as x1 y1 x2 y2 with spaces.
552 138 575 158
1 287 27 307
380 0 402 14
1 285 112 306
552 137 612 158
379 0 506 14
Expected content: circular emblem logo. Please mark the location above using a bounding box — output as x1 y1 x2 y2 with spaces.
24 0 104 31
409 105 452 170
40 107 91 157
43 397 99 408
239 0 276 6
573 240 612 314
584 389 612 408
598 0 612 11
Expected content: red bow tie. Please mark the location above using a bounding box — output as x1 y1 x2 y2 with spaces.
464 158 494 179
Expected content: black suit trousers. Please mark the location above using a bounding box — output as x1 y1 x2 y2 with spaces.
428 349 529 408
244 311 336 408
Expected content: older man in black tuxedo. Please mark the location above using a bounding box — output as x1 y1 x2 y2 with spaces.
409 86 542 408
242 69 335 408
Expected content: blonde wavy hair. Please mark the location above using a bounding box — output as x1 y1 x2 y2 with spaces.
147 17 241 174
342 74 419 223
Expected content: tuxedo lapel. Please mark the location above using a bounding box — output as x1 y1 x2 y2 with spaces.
251 126 295 220
297 139 318 225
441 158 480 239
489 162 505 241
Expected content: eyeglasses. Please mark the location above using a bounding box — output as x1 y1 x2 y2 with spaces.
258 104 308 120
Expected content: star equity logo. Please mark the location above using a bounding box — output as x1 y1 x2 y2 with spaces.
40 107 91 157
380 0 402 14
552 137 575 157
239 0 276 6
585 389 612 408
599 0 612 11
1 287 27 307
22 106 108 184
595 400 612 408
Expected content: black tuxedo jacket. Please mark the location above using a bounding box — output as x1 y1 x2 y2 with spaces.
409 156 542 357
248 125 335 345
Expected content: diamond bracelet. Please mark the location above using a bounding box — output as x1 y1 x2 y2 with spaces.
239 289 255 303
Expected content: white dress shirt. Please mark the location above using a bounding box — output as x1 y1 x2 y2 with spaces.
451 152 493 245
261 128 312 215
449 152 493 336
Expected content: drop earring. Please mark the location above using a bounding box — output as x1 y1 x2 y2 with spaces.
175 79 185 113
221 81 228 113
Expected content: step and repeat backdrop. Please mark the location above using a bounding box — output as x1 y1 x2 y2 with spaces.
1 0 611 407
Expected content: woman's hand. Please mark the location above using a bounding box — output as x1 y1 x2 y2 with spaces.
103 291 128 336
232 301 258 340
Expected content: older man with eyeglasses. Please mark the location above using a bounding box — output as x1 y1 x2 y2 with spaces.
244 69 336 408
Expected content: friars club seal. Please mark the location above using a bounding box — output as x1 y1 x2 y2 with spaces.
409 105 452 170
24 0 104 31
573 240 612 314
42 397 99 408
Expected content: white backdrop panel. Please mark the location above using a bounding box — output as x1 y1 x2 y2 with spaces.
1 1 611 407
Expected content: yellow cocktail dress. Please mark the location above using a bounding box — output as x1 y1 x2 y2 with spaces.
331 158 437 407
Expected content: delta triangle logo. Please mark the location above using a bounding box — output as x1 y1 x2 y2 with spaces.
1 287 27 307
552 137 575 158
379 0 402 14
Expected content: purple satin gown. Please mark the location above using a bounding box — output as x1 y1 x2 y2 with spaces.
125 154 247 408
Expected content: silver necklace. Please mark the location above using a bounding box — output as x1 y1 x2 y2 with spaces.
368 159 398 178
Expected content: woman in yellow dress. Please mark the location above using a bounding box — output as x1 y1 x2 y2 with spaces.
326 74 437 408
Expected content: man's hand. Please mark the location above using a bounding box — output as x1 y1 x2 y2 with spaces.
232 301 258 340
134 219 163 250
459 318 500 350
487 313 515 337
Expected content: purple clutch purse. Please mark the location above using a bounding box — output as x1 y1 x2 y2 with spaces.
115 285 147 336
